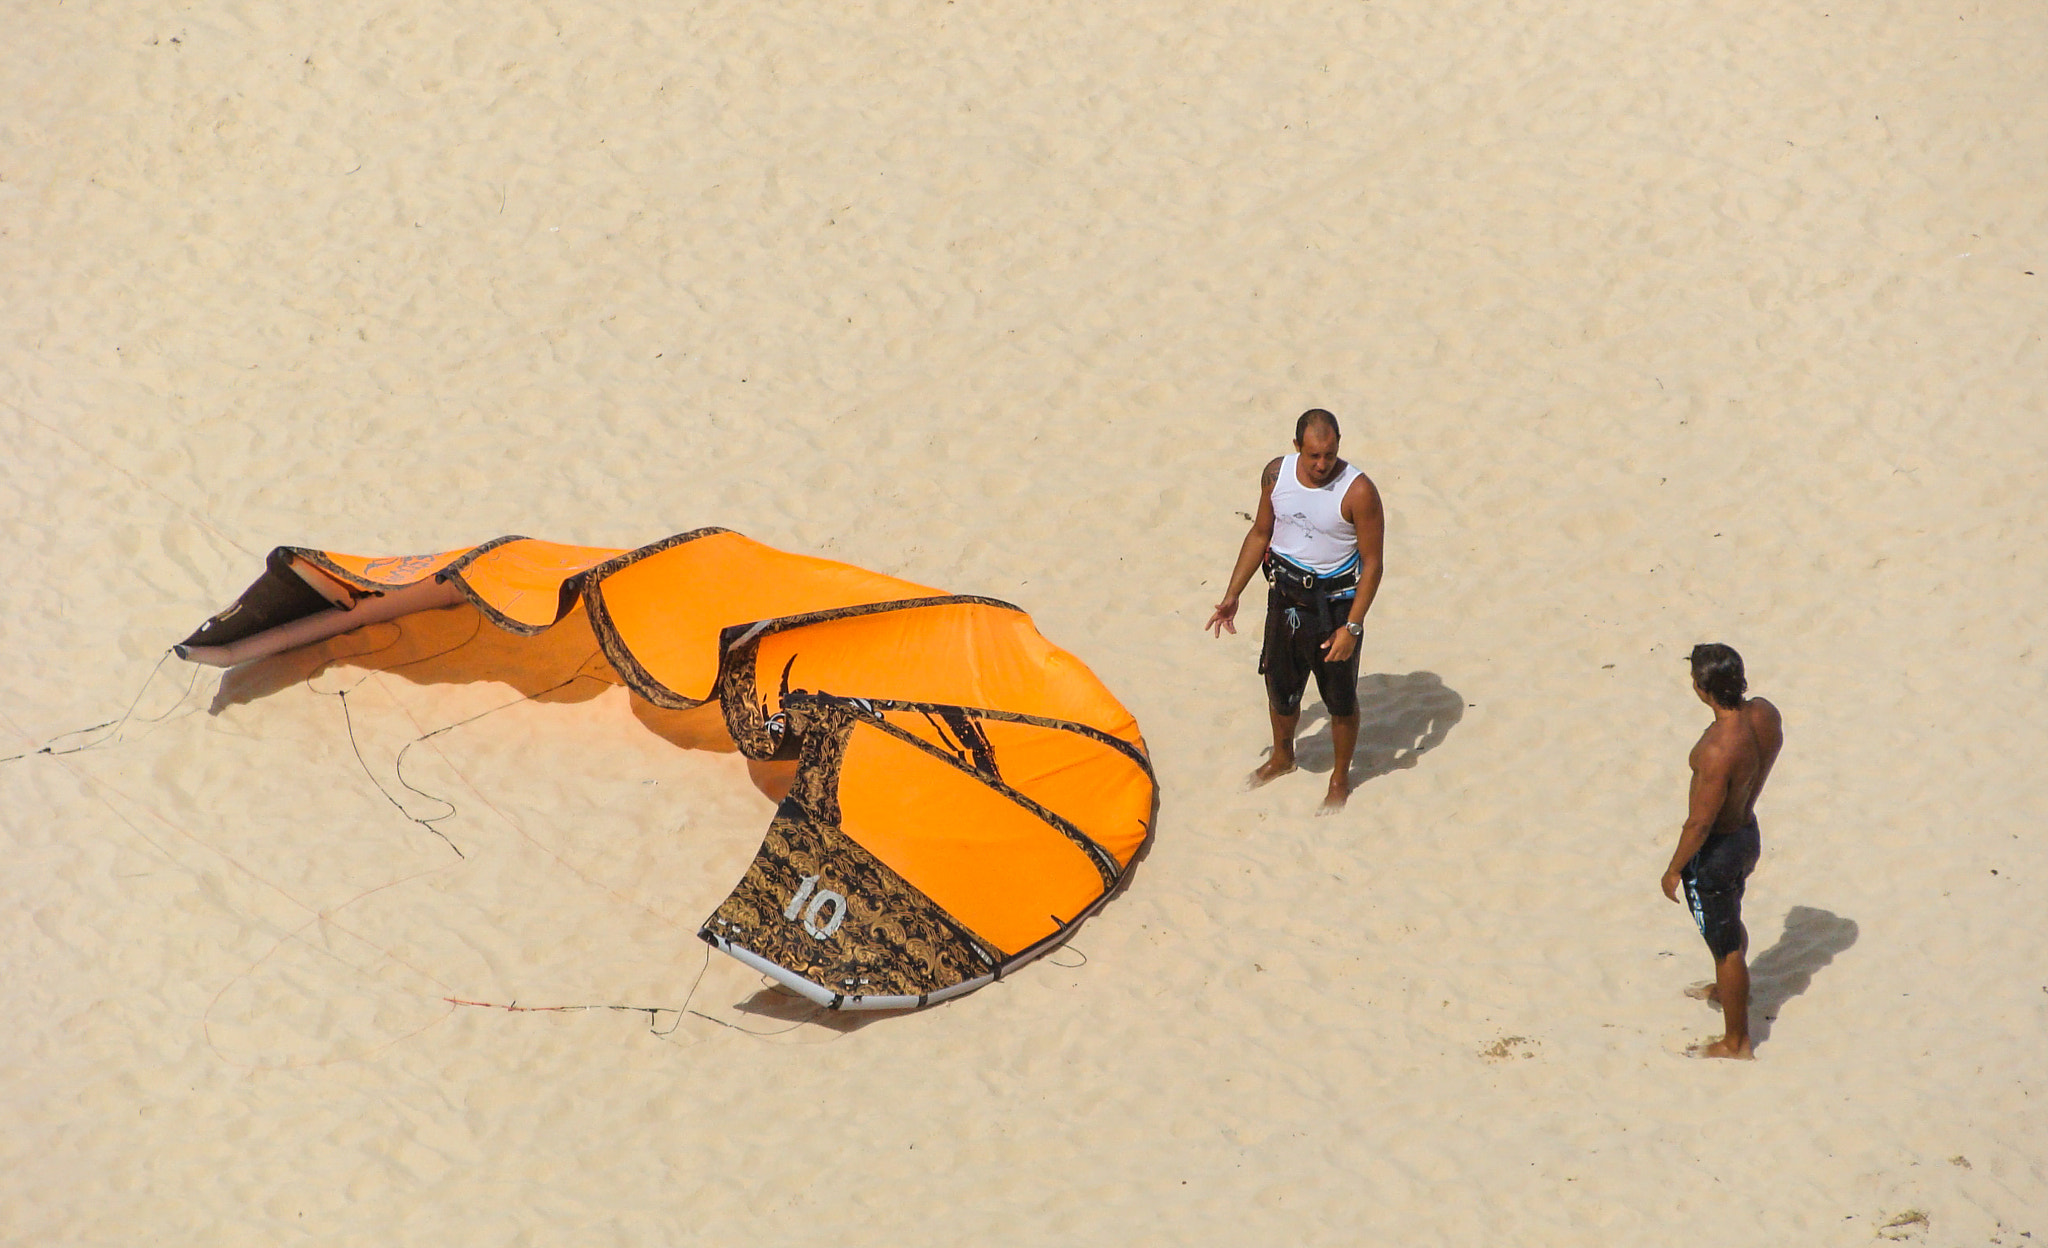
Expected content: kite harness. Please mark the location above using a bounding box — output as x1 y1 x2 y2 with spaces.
1262 549 1360 636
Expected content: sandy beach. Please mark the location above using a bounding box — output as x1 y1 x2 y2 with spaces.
5 0 2046 1242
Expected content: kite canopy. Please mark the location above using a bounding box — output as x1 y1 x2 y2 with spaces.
178 529 1155 1009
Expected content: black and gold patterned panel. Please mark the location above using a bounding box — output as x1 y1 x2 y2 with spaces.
714 627 788 759
699 715 1000 999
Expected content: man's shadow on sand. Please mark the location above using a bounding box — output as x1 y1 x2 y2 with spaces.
1288 671 1465 784
1746 905 1859 1045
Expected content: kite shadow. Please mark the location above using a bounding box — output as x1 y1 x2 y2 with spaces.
206 603 742 754
730 986 890 1035
1748 905 1859 1045
1290 671 1465 784
211 602 611 710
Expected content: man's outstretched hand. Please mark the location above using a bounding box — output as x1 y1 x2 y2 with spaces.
1206 597 1240 636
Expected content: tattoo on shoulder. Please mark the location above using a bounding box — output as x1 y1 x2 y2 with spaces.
1262 459 1281 489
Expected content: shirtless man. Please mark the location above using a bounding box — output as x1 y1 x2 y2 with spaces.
1661 643 1783 1059
1205 409 1385 813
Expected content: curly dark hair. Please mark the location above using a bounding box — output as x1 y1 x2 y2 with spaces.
1689 643 1747 709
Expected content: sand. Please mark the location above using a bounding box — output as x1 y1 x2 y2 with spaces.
5 0 2046 1242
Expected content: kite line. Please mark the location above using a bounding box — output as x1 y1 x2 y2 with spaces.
0 414 847 1044
306 624 840 1040
1 650 203 764
438 942 831 1040
6 623 841 1050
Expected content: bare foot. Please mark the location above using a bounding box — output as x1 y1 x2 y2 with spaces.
1316 779 1351 816
1244 756 1296 791
1684 981 1724 1010
1685 1036 1754 1060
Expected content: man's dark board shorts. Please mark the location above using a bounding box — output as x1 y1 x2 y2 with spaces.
1259 590 1361 717
1682 818 1760 959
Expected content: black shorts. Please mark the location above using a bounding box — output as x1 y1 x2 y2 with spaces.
1258 591 1360 717
1682 819 1760 959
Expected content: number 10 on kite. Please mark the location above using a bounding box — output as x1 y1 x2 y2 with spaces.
784 875 848 940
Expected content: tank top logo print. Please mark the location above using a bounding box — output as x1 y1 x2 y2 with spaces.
1269 454 1362 576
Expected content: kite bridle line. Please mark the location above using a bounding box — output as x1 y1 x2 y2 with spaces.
438 941 840 1043
304 619 862 1041
0 682 469 1072
3 596 850 1055
317 664 843 1043
1 650 207 766
314 634 854 1040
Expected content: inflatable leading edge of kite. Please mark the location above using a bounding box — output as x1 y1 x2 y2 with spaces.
175 528 1156 1009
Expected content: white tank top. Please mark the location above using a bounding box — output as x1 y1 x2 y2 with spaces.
1269 454 1364 576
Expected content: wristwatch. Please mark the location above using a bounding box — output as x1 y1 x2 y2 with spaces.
1344 621 1362 638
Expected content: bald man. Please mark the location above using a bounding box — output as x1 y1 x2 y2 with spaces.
1206 409 1385 813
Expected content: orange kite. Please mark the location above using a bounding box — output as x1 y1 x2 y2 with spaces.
177 529 1155 1008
